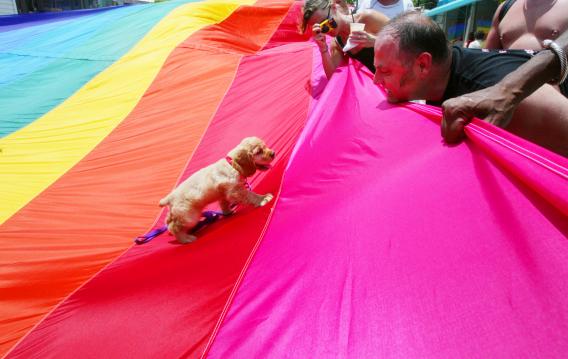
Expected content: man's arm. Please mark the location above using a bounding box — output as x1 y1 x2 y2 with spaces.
441 30 568 143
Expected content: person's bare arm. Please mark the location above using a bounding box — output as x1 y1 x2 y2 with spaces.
312 23 346 79
356 10 389 35
348 10 389 49
322 39 347 79
484 2 504 49
441 30 568 143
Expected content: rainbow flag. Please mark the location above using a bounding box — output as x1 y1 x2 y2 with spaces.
1 1 567 357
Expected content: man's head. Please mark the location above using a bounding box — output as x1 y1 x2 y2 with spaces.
475 30 485 41
373 11 450 103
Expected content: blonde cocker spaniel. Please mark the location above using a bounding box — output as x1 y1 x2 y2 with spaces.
159 137 276 244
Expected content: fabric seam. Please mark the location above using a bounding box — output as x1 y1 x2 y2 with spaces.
198 2 305 356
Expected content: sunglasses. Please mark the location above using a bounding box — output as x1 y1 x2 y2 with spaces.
318 5 357 34
319 6 337 34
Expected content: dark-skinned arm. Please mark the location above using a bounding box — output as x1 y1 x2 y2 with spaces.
441 30 568 143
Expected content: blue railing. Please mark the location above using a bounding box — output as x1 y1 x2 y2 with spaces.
425 0 481 16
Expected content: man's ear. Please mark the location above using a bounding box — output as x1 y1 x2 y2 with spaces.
415 52 433 77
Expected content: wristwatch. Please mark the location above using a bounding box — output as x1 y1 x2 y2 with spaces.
542 39 568 84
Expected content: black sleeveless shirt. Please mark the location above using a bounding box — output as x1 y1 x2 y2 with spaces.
427 46 567 106
335 36 375 73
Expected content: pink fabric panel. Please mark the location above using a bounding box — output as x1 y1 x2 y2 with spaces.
408 104 568 216
208 62 568 358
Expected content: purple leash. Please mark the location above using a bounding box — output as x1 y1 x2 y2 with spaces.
134 225 168 245
189 210 225 234
134 210 232 245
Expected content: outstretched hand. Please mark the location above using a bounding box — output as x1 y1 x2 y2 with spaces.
441 84 519 143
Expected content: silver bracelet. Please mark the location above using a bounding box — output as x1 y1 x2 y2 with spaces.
542 39 568 84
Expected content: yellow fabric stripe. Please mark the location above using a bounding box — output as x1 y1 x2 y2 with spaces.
0 0 254 224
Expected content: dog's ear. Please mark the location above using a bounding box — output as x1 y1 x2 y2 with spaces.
231 147 257 177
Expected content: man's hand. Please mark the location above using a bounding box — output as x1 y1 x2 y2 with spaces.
441 84 520 143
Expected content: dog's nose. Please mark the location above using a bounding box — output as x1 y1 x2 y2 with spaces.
269 150 275 158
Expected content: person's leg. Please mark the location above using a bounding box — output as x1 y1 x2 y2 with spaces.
507 84 568 157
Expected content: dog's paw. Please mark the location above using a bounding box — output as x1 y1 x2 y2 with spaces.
222 209 235 216
178 234 197 244
258 193 274 207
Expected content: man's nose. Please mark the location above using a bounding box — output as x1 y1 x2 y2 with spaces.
373 73 382 85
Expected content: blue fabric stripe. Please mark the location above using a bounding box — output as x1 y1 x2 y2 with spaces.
0 0 200 137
